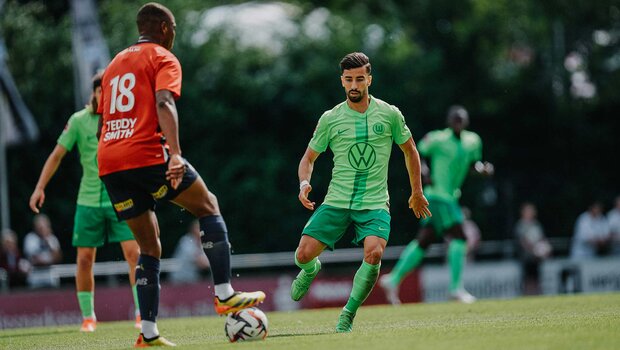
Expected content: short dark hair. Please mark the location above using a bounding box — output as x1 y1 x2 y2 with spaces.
340 52 371 74
136 2 174 34
92 70 103 92
90 71 103 113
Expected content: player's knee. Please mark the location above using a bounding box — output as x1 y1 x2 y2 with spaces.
295 248 314 264
125 248 140 265
417 229 434 249
364 246 384 265
417 239 431 250
199 215 229 245
447 226 466 240
76 253 95 269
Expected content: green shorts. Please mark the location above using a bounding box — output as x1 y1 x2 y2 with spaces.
419 196 463 236
302 204 391 250
73 205 134 247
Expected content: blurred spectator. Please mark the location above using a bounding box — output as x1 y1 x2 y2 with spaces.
461 206 481 261
514 202 551 295
570 201 611 260
0 229 32 288
23 214 62 266
169 220 210 284
607 195 620 255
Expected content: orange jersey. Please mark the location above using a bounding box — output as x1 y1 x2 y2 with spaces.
97 42 182 176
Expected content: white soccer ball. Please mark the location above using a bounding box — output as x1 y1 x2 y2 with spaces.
224 307 269 342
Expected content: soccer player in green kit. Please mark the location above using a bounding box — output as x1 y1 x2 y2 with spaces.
292 52 431 332
379 105 494 304
29 72 141 332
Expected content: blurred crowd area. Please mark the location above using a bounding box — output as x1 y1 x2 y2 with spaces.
2 196 620 296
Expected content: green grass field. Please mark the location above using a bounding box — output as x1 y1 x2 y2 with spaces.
1 292 619 350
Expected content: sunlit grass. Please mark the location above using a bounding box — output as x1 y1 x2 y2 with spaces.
1 292 619 350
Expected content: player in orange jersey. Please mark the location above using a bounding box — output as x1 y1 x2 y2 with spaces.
97 3 264 347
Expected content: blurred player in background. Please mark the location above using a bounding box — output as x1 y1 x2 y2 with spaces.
29 72 141 332
606 195 620 255
292 52 430 333
571 201 610 259
380 105 494 304
22 213 62 268
97 3 264 346
515 202 551 295
169 220 210 284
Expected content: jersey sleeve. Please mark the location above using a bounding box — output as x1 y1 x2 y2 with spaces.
155 48 182 99
56 114 78 151
390 106 412 145
308 112 330 153
417 131 436 157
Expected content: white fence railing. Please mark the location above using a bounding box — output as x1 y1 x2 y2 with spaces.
20 238 571 289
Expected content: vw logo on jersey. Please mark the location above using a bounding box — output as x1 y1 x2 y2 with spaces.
373 123 385 135
348 142 377 171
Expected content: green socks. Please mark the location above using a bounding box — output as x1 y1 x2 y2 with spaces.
448 239 467 292
344 261 380 314
295 249 319 274
77 287 140 319
132 285 140 316
388 241 425 285
387 239 466 292
77 291 94 319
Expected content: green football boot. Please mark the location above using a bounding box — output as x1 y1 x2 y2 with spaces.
335 308 356 333
290 260 321 301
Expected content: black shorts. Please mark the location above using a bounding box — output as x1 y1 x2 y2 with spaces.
100 159 198 221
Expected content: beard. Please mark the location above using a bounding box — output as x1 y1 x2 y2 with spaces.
347 90 364 103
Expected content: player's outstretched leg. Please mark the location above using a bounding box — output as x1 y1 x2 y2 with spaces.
336 261 380 332
447 239 476 303
214 291 267 315
198 215 265 314
291 249 322 301
379 240 425 305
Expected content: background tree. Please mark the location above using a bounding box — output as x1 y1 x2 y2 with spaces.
2 0 619 262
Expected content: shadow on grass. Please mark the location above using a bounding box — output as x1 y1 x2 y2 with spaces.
269 331 334 338
0 329 75 339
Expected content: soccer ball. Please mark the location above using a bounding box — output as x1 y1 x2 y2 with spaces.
224 307 268 342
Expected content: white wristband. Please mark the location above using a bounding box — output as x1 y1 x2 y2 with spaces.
299 180 310 190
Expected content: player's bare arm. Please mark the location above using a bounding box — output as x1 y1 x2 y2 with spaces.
156 89 184 189
298 147 320 211
398 137 431 219
29 145 68 213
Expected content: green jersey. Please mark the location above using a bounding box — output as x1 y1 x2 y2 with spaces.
308 96 412 211
417 128 482 201
57 108 111 208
